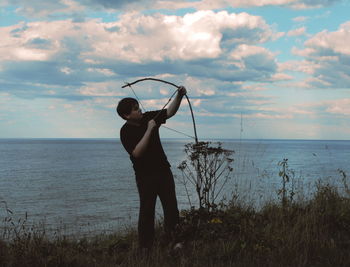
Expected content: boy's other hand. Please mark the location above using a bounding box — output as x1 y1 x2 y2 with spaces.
147 119 157 131
178 86 187 96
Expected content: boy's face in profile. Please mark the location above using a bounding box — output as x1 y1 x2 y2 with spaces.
125 103 143 121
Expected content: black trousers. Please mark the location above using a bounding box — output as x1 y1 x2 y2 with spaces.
135 167 179 248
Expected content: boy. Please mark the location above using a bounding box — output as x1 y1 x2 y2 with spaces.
116 86 187 249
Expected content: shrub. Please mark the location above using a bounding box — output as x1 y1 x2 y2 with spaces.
178 141 234 211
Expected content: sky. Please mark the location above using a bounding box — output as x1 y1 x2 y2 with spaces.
0 0 349 140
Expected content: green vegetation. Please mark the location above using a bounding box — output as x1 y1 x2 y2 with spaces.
178 141 234 211
1 183 350 267
1 142 349 266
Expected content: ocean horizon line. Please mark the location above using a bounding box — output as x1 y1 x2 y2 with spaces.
0 137 349 142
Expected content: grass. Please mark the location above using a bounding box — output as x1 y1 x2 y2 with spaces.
1 181 350 267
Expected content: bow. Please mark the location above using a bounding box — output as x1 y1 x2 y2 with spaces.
122 78 199 144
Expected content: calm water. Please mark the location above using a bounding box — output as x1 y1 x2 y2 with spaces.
0 138 349 237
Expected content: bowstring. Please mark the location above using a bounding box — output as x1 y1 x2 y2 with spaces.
128 83 146 112
162 126 196 140
124 82 196 141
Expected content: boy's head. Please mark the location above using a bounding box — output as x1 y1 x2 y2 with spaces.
116 97 142 121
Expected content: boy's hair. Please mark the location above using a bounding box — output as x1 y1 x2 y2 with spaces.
116 97 139 120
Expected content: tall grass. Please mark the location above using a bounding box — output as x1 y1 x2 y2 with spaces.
1 181 349 266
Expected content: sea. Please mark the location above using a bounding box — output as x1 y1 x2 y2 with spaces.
0 138 349 238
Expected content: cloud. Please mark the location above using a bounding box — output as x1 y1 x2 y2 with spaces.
3 0 343 20
155 0 343 10
291 98 350 118
87 10 276 62
290 0 343 9
230 44 277 72
1 10 276 63
287 27 307 37
292 16 308 22
79 81 125 97
0 10 280 100
2 0 85 18
78 0 152 10
269 72 294 81
292 21 350 88
325 98 350 116
278 60 320 75
2 0 157 18
304 22 350 56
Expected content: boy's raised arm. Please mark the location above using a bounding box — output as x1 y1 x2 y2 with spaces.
166 86 187 119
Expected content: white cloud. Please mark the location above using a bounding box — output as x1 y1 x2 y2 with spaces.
182 76 217 96
269 72 294 81
291 47 316 57
142 98 171 110
2 0 343 22
0 10 275 63
0 20 78 62
290 0 342 9
325 98 350 116
156 0 342 10
292 16 308 22
79 81 126 96
289 98 350 118
13 47 49 61
61 67 73 74
229 44 277 73
278 60 321 74
0 10 280 88
87 68 115 76
156 0 294 9
230 44 275 59
87 10 275 62
242 84 268 91
293 21 350 88
2 0 85 18
287 27 307 37
304 21 350 56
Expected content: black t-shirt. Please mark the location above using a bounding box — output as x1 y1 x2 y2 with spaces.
120 109 170 175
